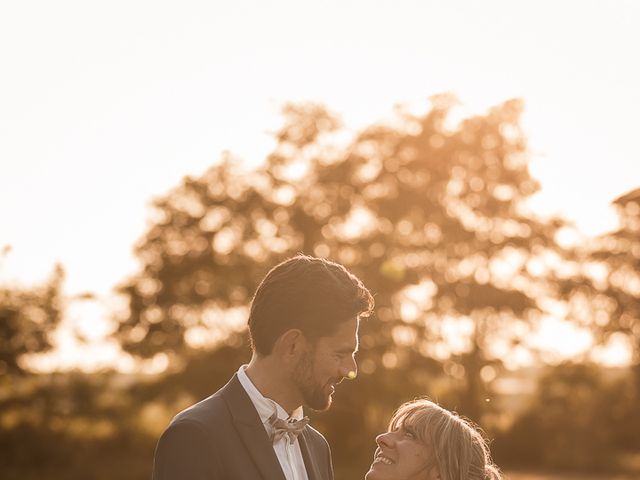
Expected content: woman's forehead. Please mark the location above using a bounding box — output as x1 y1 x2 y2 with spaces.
392 408 423 429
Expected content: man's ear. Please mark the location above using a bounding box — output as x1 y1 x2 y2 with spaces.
273 328 307 359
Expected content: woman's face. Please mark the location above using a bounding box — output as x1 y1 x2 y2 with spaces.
365 422 439 480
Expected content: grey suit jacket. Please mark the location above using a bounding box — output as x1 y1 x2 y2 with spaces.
152 374 334 480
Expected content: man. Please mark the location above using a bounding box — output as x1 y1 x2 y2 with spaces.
152 254 374 480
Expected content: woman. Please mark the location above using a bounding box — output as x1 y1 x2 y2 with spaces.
365 399 502 480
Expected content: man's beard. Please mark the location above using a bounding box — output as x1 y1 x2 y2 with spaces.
292 349 333 411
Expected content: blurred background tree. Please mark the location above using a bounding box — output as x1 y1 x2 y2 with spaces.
0 260 64 377
551 187 640 465
112 96 575 476
493 362 639 473
594 189 640 383
557 189 640 371
2 100 639 480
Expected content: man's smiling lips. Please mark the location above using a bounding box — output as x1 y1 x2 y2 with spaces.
326 377 342 394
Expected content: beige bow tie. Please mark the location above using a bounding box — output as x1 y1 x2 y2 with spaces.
268 412 309 445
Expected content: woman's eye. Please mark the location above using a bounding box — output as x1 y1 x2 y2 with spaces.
404 429 416 439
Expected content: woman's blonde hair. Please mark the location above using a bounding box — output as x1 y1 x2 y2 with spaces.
388 399 502 480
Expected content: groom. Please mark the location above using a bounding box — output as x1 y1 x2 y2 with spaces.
152 255 374 480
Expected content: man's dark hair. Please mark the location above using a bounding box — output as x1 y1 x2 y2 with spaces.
248 255 374 355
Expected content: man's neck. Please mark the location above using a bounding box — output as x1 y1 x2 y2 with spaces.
244 356 302 415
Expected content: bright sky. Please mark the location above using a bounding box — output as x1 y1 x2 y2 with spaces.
1 1 639 369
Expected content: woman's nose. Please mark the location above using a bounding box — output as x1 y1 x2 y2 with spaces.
376 432 393 447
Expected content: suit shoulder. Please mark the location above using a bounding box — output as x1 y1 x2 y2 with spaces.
153 417 220 479
171 391 227 426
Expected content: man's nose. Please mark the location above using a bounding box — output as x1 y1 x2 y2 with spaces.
339 355 357 379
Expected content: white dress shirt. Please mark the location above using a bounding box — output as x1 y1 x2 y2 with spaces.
237 365 310 480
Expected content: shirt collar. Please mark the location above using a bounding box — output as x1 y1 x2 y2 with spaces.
236 365 304 426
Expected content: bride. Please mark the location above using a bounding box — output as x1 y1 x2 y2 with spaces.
365 399 502 480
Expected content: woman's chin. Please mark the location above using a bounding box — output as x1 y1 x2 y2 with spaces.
364 464 381 480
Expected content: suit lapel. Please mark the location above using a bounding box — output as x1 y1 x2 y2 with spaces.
299 428 320 480
221 375 286 480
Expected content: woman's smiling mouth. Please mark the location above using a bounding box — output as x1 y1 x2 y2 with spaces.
373 451 394 465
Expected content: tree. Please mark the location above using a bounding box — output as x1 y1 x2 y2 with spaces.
545 187 640 466
597 189 640 378
493 362 635 472
556 188 640 383
115 95 565 426
0 261 65 376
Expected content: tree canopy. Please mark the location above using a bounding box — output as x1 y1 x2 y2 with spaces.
0 263 64 376
115 95 568 420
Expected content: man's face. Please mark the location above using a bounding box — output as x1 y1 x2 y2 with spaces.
292 317 359 411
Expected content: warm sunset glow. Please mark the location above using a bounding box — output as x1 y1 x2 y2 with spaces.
3 5 640 479
2 2 639 371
